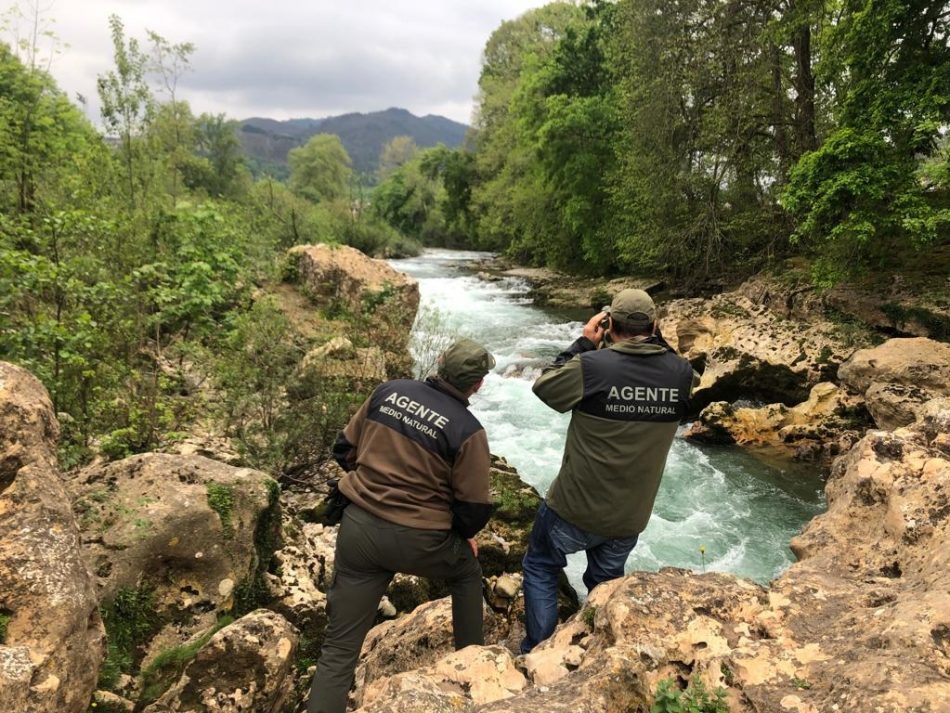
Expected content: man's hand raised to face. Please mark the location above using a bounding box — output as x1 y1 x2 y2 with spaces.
582 311 608 345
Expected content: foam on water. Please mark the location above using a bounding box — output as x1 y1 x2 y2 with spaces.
392 250 826 591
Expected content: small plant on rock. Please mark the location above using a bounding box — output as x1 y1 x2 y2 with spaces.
651 675 730 713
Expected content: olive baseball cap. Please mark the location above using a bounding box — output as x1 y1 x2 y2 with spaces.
610 288 656 328
438 338 495 391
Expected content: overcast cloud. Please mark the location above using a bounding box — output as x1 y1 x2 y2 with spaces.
10 0 546 125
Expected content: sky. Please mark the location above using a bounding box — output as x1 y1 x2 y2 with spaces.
7 0 547 126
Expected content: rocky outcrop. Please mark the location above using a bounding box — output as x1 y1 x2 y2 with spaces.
288 244 420 378
265 520 336 649
69 454 280 654
838 337 950 429
661 276 870 413
357 646 526 712
685 382 869 460
823 284 949 341
351 400 950 712
0 363 105 713
143 609 298 713
351 598 509 709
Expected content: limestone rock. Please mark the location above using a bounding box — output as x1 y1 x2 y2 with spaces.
838 337 950 429
142 609 298 713
288 244 419 377
864 382 934 430
660 276 862 413
0 362 105 713
266 521 336 636
351 598 507 708
839 337 950 393
69 453 280 642
685 382 868 459
824 285 950 341
358 646 526 711
493 573 522 600
351 673 473 713
92 690 135 712
478 648 653 713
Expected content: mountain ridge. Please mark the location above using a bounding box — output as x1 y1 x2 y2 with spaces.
238 107 469 178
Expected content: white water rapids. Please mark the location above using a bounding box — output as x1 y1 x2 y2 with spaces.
391 249 826 591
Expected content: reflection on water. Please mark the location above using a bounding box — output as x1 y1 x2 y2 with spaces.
392 249 826 588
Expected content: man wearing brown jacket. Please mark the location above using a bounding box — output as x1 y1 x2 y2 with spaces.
308 338 495 713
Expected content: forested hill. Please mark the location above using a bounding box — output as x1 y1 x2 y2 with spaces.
239 108 468 177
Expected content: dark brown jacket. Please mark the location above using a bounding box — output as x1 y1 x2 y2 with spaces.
334 377 492 538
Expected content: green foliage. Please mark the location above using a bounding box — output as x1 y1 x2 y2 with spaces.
463 0 948 283
206 482 235 533
582 605 596 629
784 128 947 286
0 43 98 213
98 586 160 690
97 14 153 211
371 144 476 249
651 676 730 713
0 610 11 643
791 676 812 690
289 133 353 203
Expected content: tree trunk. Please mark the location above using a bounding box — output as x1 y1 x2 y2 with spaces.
792 21 817 155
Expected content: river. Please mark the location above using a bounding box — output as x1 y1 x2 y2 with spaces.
390 249 826 591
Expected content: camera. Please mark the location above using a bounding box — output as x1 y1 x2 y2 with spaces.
599 305 611 331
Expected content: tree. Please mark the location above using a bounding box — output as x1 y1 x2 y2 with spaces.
471 2 585 252
188 113 247 198
146 30 194 203
784 0 950 283
97 14 153 211
419 145 477 242
288 133 352 203
0 42 95 213
378 135 418 179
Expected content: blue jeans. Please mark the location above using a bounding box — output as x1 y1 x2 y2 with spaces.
520 501 638 654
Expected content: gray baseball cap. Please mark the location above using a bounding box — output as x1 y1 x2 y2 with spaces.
438 338 495 391
610 288 656 328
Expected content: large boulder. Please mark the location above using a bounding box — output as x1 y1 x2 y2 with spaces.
351 598 508 709
288 244 420 377
357 646 526 712
68 454 280 665
142 609 298 713
838 337 950 429
0 363 105 713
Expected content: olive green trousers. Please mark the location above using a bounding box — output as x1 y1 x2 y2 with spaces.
307 504 484 713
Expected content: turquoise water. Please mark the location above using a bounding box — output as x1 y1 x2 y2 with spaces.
391 249 826 588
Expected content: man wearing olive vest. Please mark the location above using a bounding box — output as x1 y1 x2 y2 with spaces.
520 289 697 654
308 338 496 713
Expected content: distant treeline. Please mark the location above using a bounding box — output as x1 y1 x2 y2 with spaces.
378 0 950 286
